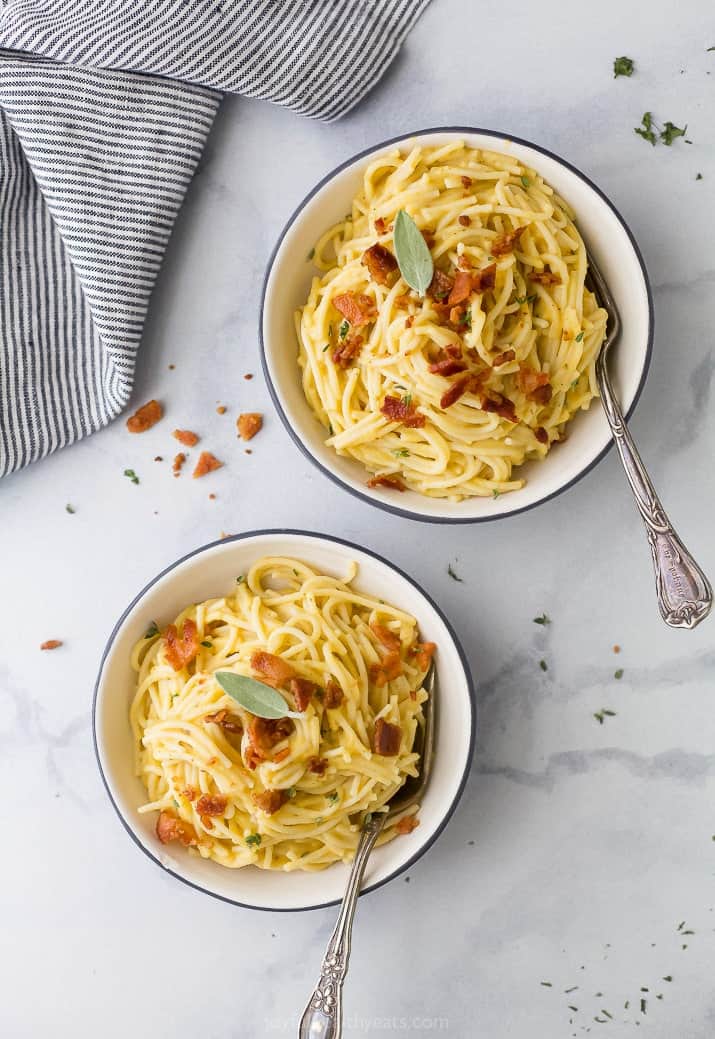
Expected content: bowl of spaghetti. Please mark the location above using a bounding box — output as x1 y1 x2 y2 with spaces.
261 128 652 522
93 530 475 911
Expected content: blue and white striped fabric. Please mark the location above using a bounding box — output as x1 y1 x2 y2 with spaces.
0 0 430 477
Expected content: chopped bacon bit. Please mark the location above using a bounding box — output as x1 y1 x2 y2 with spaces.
204 709 242 734
245 747 263 771
421 229 435 248
154 455 163 462
331 332 363 368
375 217 388 234
427 268 454 301
409 641 436 672
156 810 198 847
40 639 62 651
367 474 406 492
237 413 262 441
370 621 402 653
164 618 199 672
439 372 486 409
613 644 621 654
273 747 291 763
253 789 288 814
192 451 222 478
457 254 472 270
182 786 197 802
534 426 549 444
196 794 227 817
173 429 199 447
168 364 175 371
373 718 402 756
324 679 344 709
200 815 214 829
482 393 518 423
362 243 398 285
395 814 420 835
531 384 552 404
445 343 463 359
518 368 550 396
251 650 296 687
492 226 525 256
472 262 496 292
247 716 294 766
380 394 425 428
429 357 468 377
289 676 317 712
332 291 377 328
308 756 328 775
244 373 253 380
492 349 516 367
529 267 561 285
405 316 414 329
216 405 227 415
461 175 473 188
458 214 471 227
370 651 403 687
394 293 412 309
208 493 216 500
126 399 163 433
448 269 474 306
172 452 186 476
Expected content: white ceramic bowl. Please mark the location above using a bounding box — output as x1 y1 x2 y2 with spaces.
261 127 653 523
93 530 475 911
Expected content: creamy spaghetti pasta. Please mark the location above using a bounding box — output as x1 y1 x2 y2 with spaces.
297 141 608 500
130 557 433 871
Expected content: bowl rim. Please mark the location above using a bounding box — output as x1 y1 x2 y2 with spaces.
92 528 477 912
260 125 654 524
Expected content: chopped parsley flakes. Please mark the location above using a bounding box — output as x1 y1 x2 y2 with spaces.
123 468 139 484
613 56 634 77
447 562 463 582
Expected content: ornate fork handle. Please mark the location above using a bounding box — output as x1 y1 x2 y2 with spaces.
596 356 712 629
299 816 384 1039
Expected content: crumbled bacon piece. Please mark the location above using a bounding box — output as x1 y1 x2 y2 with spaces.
380 395 425 428
173 452 186 476
457 254 472 270
273 747 291 763
331 332 363 368
482 393 518 423
237 413 262 441
289 676 317 712
253 789 288 814
216 405 227 415
396 814 420 835
448 270 474 306
369 651 403 687
405 316 413 329
429 357 468 377
409 641 436 672
308 756 328 775
439 372 486 409
531 384 552 405
458 214 471 227
394 293 412 309
173 429 199 447
518 368 552 403
40 639 62 651
204 709 242 734
246 716 294 768
196 794 227 817
373 718 402 756
164 619 199 671
374 217 388 235
156 810 198 847
332 291 377 327
324 679 344 708
492 349 516 367
182 786 197 802
492 226 525 256
534 426 549 444
126 399 162 433
472 262 496 292
370 621 402 653
529 267 561 285
427 268 454 301
367 474 406 492
251 650 296 688
192 451 223 478
461 175 472 188
362 243 398 285
421 229 435 248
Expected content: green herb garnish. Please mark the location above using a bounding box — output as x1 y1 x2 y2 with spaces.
216 671 291 719
540 981 552 987
661 120 687 145
447 562 463 582
245 833 261 847
200 640 213 648
287 787 297 799
575 331 585 342
460 309 472 330
65 504 76 514
322 343 330 352
515 293 537 305
327 792 339 804
124 468 139 484
402 393 413 408
696 173 703 180
613 56 634 77
539 659 548 672
614 668 624 679
635 112 658 145
144 621 159 639
594 708 616 724
236 575 244 584
492 488 500 499
521 175 530 188
533 613 550 625
338 320 349 339
307 247 315 260
392 448 410 457
393 209 434 296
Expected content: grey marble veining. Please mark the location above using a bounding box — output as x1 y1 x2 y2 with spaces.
1 2 714 1036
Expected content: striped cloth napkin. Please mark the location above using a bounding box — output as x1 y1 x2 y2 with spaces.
0 0 429 478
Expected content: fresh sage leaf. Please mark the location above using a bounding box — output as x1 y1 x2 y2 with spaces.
393 210 434 296
216 671 290 719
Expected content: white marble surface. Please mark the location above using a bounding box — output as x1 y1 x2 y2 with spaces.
2 2 714 1036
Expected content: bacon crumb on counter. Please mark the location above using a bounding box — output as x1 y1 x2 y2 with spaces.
40 639 62 650
164 618 199 671
380 395 425 428
373 718 402 756
237 413 262 441
324 679 344 709
409 641 436 672
395 814 420 835
251 650 296 687
307 756 328 775
192 451 223 478
370 621 401 653
332 332 363 369
492 226 525 256
289 676 317 712
154 455 163 462
529 267 561 285
156 810 198 847
173 452 186 476
362 243 398 285
208 493 216 500
173 429 199 446
196 794 227 817
216 405 227 415
244 373 253 380
253 789 288 815
534 426 549 444
492 349 516 368
332 291 377 327
204 709 242 734
366 474 406 492
126 399 163 433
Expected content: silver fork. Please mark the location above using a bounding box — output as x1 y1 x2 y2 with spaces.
299 667 436 1039
587 253 712 629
